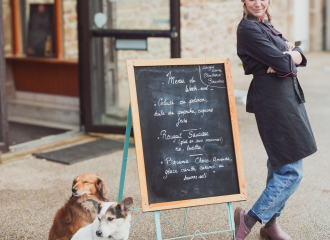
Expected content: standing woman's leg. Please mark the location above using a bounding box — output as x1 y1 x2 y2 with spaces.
249 160 303 223
235 160 303 239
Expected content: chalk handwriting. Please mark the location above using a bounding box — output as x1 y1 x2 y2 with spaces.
165 158 190 165
198 108 214 117
160 130 182 143
204 73 221 78
208 79 224 84
187 144 202 151
163 168 179 179
189 76 196 83
195 157 212 164
188 130 209 138
154 110 165 117
188 97 208 106
176 117 188 127
177 109 196 116
167 71 185 85
213 157 232 163
158 98 174 106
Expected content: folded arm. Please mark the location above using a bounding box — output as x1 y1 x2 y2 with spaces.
241 25 297 76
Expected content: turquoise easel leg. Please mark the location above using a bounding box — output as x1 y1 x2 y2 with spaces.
154 211 163 240
118 104 132 202
227 202 236 240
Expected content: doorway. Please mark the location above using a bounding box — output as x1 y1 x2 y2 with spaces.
78 0 180 134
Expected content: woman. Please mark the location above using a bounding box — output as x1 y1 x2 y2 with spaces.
235 0 317 239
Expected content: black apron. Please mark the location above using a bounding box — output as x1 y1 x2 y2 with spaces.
246 72 317 168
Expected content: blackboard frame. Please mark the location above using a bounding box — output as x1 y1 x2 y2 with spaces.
127 58 247 212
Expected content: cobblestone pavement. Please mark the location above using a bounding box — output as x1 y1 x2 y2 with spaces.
0 52 329 239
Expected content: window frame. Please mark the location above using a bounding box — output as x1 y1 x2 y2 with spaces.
10 0 64 59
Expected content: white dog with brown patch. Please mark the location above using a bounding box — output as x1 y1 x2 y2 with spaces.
72 197 133 240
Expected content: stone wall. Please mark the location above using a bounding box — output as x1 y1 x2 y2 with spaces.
113 0 170 30
310 0 325 51
180 0 291 66
63 0 78 59
2 0 12 55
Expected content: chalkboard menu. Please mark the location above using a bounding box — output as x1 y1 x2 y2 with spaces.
127 58 246 212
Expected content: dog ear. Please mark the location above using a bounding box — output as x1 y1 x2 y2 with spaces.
72 179 77 188
86 199 102 214
119 197 133 212
70 179 77 199
96 176 108 200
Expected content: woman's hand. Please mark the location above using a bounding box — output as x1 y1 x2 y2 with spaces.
285 41 295 51
283 51 303 65
267 67 276 73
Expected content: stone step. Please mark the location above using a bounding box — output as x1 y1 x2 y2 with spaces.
8 91 80 130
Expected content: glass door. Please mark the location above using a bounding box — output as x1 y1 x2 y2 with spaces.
78 0 180 134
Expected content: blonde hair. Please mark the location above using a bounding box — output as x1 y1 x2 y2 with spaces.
241 0 272 23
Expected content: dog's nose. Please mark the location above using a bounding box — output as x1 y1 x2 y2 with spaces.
72 188 78 193
96 230 102 237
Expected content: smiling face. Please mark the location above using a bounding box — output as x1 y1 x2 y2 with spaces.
244 0 269 20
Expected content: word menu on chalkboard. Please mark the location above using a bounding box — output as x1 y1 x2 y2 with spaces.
127 58 246 212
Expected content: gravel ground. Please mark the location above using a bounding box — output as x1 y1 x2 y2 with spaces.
0 52 329 239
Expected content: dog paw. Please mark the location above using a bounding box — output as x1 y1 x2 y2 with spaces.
81 201 95 212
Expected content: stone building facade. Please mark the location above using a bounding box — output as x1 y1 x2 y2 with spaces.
3 0 326 61
1 0 327 127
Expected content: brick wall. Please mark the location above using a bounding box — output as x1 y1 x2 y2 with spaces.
63 0 78 59
2 0 12 55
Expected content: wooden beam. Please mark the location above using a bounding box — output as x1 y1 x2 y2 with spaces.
54 0 63 58
10 0 21 55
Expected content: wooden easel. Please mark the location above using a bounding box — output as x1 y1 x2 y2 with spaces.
117 105 236 240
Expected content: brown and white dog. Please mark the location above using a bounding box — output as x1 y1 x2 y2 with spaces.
72 198 133 240
48 173 108 240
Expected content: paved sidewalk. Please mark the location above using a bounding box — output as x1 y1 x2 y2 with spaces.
0 52 329 239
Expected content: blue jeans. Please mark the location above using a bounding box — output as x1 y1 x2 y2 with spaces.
248 159 303 224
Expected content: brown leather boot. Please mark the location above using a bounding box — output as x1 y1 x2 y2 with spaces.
260 224 292 240
234 207 251 240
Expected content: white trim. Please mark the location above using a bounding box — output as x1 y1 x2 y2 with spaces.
9 130 83 152
8 116 79 131
14 91 79 110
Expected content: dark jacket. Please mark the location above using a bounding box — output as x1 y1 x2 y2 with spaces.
237 17 317 168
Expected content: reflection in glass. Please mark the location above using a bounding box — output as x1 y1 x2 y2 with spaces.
91 37 171 126
20 0 55 56
89 0 170 30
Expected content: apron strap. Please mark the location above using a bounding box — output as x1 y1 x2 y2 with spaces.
293 76 306 103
